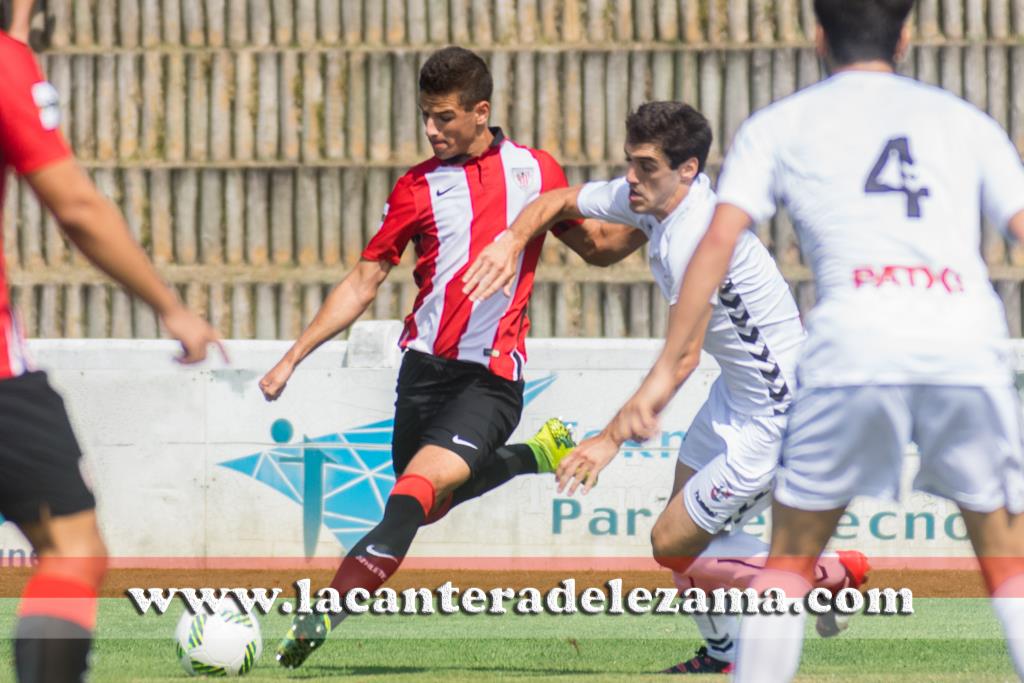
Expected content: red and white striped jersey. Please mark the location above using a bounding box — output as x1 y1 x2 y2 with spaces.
0 32 71 380
362 129 573 381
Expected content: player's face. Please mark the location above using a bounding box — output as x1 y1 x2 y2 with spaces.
623 143 685 215
419 93 490 161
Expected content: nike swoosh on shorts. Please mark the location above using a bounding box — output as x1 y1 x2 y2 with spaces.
451 435 478 450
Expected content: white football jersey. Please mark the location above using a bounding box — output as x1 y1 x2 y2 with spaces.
718 71 1024 388
577 173 805 415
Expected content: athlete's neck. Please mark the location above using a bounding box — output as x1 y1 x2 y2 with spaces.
458 128 495 163
652 180 692 222
829 60 896 75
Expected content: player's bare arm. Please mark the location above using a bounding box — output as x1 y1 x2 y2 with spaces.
25 159 223 364
462 186 582 300
557 219 648 267
6 0 31 42
463 186 644 301
557 303 711 495
1007 210 1024 243
615 204 751 441
260 259 391 401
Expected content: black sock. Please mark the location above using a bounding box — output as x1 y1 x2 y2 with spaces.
14 616 91 683
326 493 425 625
450 444 538 507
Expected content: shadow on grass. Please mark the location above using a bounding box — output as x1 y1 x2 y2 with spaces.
291 664 631 678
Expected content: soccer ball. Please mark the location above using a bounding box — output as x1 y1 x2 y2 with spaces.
175 608 262 676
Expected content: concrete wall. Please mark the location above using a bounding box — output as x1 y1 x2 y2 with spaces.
0 326 1007 567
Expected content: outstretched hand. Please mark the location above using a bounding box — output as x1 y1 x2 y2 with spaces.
555 432 621 496
462 232 520 302
161 307 228 365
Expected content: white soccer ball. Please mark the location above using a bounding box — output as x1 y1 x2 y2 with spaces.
175 607 262 676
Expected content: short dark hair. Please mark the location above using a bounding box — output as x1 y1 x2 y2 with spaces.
418 46 493 109
625 102 712 172
814 0 915 66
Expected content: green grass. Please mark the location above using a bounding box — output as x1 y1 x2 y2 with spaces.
0 598 1018 681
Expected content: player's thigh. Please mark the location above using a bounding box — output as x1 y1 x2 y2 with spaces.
775 385 911 511
419 370 523 477
0 372 96 528
670 461 696 499
957 505 1024 592
390 351 453 474
652 485 713 560
911 385 1024 515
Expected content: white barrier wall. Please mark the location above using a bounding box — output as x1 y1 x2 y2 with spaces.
1 323 1017 565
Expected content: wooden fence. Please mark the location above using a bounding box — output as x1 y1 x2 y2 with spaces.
4 0 1024 340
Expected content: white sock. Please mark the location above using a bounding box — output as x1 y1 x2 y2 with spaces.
673 571 739 663
734 569 810 683
812 551 849 591
683 531 770 593
683 532 849 592
992 573 1024 679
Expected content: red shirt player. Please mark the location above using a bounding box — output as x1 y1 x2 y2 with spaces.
1 5 220 681
260 47 638 668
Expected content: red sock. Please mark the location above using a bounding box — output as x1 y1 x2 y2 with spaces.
18 573 98 632
392 474 436 517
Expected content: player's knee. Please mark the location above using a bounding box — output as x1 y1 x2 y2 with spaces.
404 448 471 495
45 531 107 580
650 519 702 572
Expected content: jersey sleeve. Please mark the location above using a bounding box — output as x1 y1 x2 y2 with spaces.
976 114 1024 235
716 112 780 224
575 178 645 230
532 149 582 236
361 174 422 265
0 50 71 175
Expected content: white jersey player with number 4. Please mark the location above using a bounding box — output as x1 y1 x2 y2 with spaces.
721 70 1024 513
719 69 1024 683
606 2 1024 681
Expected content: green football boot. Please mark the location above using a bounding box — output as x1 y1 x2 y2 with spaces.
275 612 332 669
525 417 577 474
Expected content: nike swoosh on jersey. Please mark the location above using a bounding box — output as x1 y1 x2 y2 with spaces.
365 545 398 562
451 434 478 450
435 185 457 197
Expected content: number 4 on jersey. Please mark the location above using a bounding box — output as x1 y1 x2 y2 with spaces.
864 137 931 218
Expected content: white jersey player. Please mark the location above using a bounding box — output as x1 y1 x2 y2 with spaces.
463 101 868 675
604 2 1024 682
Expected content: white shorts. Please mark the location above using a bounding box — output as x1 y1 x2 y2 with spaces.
775 384 1024 513
678 379 787 534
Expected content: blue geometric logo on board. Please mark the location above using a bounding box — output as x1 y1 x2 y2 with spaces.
220 374 557 557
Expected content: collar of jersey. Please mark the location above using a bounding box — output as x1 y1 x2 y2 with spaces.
440 127 505 166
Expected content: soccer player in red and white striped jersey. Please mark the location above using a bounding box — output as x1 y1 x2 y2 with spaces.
260 46 641 668
1 2 222 681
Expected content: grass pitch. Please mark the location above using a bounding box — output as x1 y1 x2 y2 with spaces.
0 597 1017 682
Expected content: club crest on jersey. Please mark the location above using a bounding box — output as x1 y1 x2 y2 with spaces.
709 485 733 502
31 82 61 131
511 167 535 191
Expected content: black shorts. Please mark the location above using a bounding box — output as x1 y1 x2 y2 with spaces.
392 350 524 475
0 371 95 524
